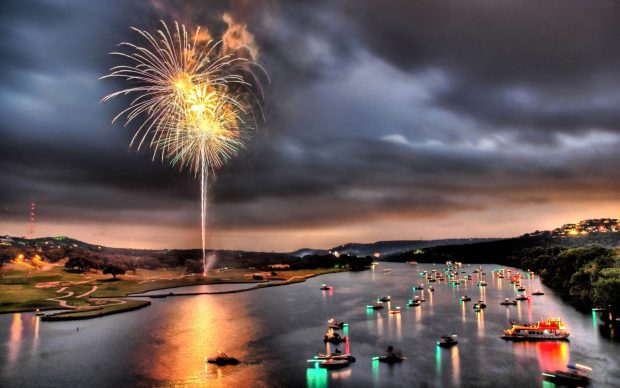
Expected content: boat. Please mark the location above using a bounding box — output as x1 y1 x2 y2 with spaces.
413 295 426 302
515 294 529 301
542 364 592 386
34 308 45 316
406 261 418 265
324 332 347 344
383 269 391 273
378 296 391 302
437 335 458 347
206 351 240 365
477 281 487 287
481 272 486 275
429 286 435 292
367 302 384 310
319 359 351 369
532 290 544 296
408 299 421 307
328 318 346 330
500 318 570 341
460 295 471 302
473 301 487 309
320 284 331 291
374 346 405 363
417 284 424 290
389 307 401 314
428 278 437 282
517 286 526 292
315 351 356 362
500 298 517 306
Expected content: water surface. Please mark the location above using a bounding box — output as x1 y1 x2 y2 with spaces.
1 263 618 387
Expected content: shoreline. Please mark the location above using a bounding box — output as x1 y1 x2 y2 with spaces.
3 268 346 320
99 270 345 299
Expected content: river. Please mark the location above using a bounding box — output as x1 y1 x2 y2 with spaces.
1 263 618 387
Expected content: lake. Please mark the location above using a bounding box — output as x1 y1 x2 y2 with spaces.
1 263 618 387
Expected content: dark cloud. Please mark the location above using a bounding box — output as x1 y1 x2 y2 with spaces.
0 0 619 249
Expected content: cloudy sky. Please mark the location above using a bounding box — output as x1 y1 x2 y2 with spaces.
1 0 619 251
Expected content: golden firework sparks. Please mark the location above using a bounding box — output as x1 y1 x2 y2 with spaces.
102 21 264 275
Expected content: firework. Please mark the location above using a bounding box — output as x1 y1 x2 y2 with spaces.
102 21 262 275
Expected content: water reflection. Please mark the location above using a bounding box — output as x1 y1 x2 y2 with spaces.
451 345 461 386
372 358 380 387
476 309 485 336
535 342 569 372
134 296 264 387
513 341 569 374
306 364 328 388
461 301 467 323
7 313 22 368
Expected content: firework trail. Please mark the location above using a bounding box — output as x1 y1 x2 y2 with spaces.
102 20 263 275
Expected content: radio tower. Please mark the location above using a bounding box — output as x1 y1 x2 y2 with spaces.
28 201 36 239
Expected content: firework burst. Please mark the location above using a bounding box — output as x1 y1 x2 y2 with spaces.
102 20 263 275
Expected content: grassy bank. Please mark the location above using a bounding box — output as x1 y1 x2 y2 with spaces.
1 262 348 319
41 299 151 321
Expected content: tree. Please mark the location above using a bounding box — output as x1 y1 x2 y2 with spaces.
103 263 127 280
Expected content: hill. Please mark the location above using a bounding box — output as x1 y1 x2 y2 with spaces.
328 238 502 258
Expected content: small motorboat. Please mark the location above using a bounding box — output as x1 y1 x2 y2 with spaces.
328 318 346 330
374 346 405 363
324 332 347 344
378 296 391 302
437 335 458 347
206 351 240 365
315 350 356 362
481 272 486 275
319 359 351 369
413 295 426 302
34 308 45 316
389 307 401 314
500 298 517 306
417 284 424 290
320 284 331 291
517 286 526 292
532 290 544 296
477 281 487 287
460 295 471 302
473 301 487 309
515 295 528 301
429 286 435 292
428 278 437 282
367 302 384 310
542 364 591 386
408 299 421 307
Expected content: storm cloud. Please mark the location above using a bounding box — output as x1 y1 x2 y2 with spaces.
0 0 619 250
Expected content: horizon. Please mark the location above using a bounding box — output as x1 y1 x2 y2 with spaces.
4 215 617 252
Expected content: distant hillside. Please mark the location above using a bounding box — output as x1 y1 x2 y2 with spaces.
329 238 502 258
289 248 330 257
2 236 97 249
386 232 620 264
